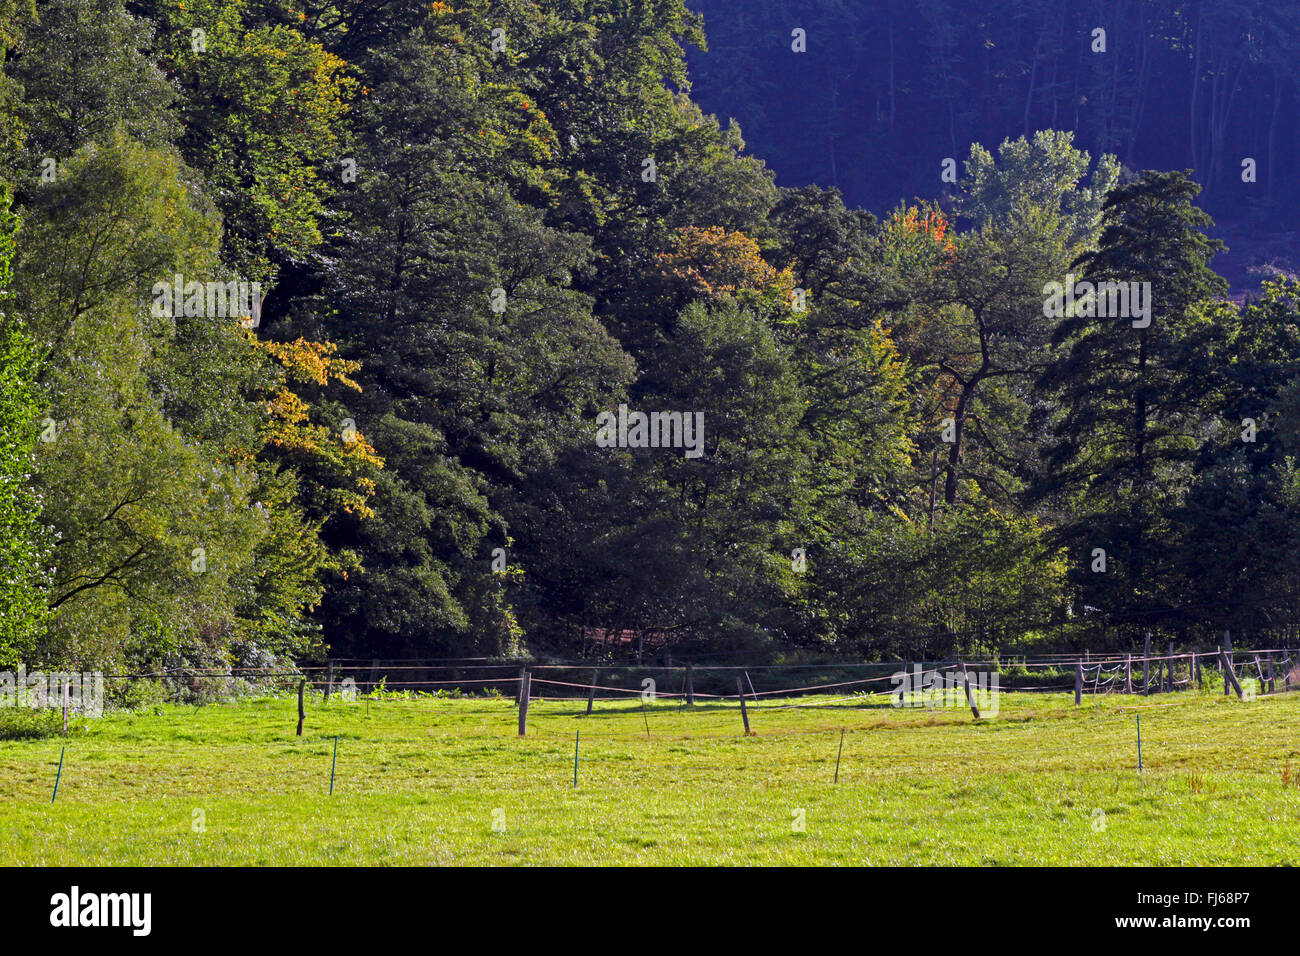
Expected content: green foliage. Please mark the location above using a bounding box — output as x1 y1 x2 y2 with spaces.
0 0 1291 670
0 0 34 55
0 706 62 740
8 0 178 179
140 0 354 277
10 132 368 666
954 130 1119 255
1038 171 1231 628
1156 278 1300 635
0 183 46 667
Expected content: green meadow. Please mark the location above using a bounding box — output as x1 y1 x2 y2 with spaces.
2 689 1298 865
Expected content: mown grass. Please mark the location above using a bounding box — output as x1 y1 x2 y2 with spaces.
2 687 1298 865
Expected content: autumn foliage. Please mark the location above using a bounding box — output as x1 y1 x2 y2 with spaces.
656 225 795 305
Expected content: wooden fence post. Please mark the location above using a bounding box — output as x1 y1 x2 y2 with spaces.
1221 649 1243 699
325 660 335 702
1125 654 1133 694
685 663 695 706
1167 642 1174 693
296 678 306 736
1195 650 1203 690
1222 637 1231 695
517 671 532 736
1074 662 1083 706
736 678 751 735
961 665 981 719
1143 633 1151 695
586 668 597 715
1225 630 1234 693
516 667 527 708
1267 655 1275 695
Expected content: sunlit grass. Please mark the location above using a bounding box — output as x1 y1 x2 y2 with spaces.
2 688 1298 865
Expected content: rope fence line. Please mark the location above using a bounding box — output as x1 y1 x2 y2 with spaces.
32 692 1298 747
90 646 1300 677
60 646 1297 724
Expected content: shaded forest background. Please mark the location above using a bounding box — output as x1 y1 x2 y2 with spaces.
1 0 1299 674
688 0 1300 293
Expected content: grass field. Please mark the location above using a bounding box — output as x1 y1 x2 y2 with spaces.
2 687 1299 865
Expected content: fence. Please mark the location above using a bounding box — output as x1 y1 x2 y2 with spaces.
23 643 1300 807
82 638 1300 722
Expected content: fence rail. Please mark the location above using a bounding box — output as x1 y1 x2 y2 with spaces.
74 642 1300 711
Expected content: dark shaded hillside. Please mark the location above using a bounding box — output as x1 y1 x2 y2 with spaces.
686 0 1300 295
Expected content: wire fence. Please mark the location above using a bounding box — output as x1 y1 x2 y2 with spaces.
17 646 1300 807
80 644 1300 711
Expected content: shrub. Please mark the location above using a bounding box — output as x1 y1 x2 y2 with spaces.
0 707 63 740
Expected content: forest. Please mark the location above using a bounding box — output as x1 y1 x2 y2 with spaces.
0 0 1298 673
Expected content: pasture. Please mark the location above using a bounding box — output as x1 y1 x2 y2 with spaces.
2 688 1298 865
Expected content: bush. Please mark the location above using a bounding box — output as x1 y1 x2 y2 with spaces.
0 708 63 740
104 677 170 711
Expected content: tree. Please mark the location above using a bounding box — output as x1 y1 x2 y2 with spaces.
7 0 178 188
133 0 354 278
1161 278 1300 639
299 26 632 658
513 298 806 654
14 134 376 665
0 182 46 667
1037 170 1230 629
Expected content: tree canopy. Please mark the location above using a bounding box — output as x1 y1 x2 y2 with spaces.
0 0 1293 670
